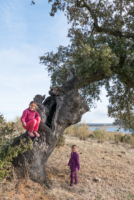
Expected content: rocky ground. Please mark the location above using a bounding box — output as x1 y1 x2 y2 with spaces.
1 134 134 200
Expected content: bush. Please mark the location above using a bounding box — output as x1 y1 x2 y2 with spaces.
89 133 94 138
93 127 107 143
13 116 25 134
114 133 134 148
7 116 25 137
56 134 65 148
64 123 90 140
0 113 33 180
121 134 131 143
130 137 134 148
114 134 123 143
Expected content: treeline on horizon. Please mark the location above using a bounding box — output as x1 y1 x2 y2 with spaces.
78 123 119 127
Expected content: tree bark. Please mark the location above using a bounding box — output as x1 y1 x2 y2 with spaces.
12 73 89 184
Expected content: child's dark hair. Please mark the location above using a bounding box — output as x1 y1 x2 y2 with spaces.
29 101 38 112
72 145 77 149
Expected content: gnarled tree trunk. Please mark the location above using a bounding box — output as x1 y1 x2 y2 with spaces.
12 73 89 184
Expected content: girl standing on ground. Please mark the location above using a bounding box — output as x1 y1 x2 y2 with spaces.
68 145 80 186
21 101 41 137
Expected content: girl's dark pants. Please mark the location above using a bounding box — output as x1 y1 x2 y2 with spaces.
70 170 78 186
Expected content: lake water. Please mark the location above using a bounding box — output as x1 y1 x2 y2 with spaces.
89 127 132 134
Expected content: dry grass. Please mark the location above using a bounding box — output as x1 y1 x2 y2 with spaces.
64 123 90 140
46 135 134 200
130 137 134 148
65 124 134 148
93 126 108 143
0 134 134 200
0 175 53 200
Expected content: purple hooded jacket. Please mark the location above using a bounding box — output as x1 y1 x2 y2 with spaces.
68 152 80 171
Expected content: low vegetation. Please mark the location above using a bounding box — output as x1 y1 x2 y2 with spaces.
0 116 134 199
1 113 134 183
64 123 89 140
56 134 65 148
0 113 33 181
1 133 134 200
93 127 108 143
64 123 134 147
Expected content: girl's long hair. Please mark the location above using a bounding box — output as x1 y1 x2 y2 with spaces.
29 101 38 112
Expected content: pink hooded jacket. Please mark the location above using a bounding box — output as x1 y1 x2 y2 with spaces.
21 108 40 124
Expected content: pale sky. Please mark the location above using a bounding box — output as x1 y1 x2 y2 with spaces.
0 0 114 123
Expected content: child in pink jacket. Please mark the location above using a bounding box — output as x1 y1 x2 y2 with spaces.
21 101 41 137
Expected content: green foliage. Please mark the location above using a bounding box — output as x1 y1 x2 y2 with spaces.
121 134 131 143
114 133 134 147
56 134 65 148
0 114 15 155
114 134 123 143
93 127 107 143
0 138 33 180
41 0 134 131
128 193 134 200
13 116 25 134
64 123 89 140
0 113 33 180
130 137 134 148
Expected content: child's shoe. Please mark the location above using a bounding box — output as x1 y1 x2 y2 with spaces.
69 184 73 187
33 131 40 137
28 131 35 137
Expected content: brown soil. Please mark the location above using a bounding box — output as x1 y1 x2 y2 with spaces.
46 135 134 200
0 178 53 200
1 135 134 200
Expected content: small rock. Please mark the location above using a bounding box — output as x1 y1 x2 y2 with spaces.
93 178 101 182
103 177 109 180
121 151 126 154
25 185 31 189
68 197 75 200
118 155 122 157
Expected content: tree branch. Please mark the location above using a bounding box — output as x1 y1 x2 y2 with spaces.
78 0 134 39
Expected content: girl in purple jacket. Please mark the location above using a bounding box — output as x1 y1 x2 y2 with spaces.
68 145 80 186
21 101 41 138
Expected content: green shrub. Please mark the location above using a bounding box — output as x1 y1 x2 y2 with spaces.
0 113 33 180
56 134 65 148
64 123 89 140
13 116 25 134
130 137 134 148
131 133 134 137
89 133 94 138
121 134 131 143
0 138 33 180
114 133 134 147
114 134 123 143
93 127 107 143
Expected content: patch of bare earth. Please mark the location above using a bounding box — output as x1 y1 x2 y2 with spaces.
46 135 134 200
0 178 53 200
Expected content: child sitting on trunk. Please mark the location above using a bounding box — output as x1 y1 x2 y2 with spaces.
21 101 41 137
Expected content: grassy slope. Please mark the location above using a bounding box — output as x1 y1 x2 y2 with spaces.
0 134 134 200
46 135 134 200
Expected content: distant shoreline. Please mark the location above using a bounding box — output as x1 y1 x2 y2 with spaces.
86 123 120 127
89 126 120 128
